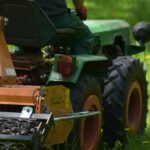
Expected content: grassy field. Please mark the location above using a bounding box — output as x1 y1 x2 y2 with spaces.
68 0 150 25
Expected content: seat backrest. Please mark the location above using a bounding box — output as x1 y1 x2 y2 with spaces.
1 0 56 47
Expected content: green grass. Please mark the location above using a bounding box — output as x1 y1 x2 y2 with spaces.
67 0 150 25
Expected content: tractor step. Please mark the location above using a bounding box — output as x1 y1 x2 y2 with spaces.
0 112 53 150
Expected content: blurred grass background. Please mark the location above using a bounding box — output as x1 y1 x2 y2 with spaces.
67 0 150 149
68 0 150 25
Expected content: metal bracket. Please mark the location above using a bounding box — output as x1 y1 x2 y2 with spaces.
0 112 53 150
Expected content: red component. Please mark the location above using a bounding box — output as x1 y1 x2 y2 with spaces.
76 5 87 20
57 55 74 76
11 53 51 85
17 74 29 84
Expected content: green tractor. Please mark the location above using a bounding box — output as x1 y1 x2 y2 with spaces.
0 0 150 149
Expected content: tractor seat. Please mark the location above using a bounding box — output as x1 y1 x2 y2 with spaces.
1 0 74 48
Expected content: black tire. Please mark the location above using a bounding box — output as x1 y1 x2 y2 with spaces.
68 75 102 150
103 56 148 148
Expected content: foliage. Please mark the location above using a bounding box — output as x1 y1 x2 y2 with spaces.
67 0 150 25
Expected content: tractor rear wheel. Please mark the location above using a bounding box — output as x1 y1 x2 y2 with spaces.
69 75 102 150
103 56 148 148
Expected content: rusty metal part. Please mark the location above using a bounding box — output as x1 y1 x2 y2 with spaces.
0 17 17 85
0 85 40 106
0 85 73 146
35 94 42 113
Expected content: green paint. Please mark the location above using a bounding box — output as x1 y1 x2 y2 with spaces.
47 54 108 84
85 19 130 46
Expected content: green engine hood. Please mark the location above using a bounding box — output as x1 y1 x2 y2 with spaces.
84 19 130 46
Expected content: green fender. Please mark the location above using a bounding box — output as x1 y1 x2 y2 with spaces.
47 54 108 84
